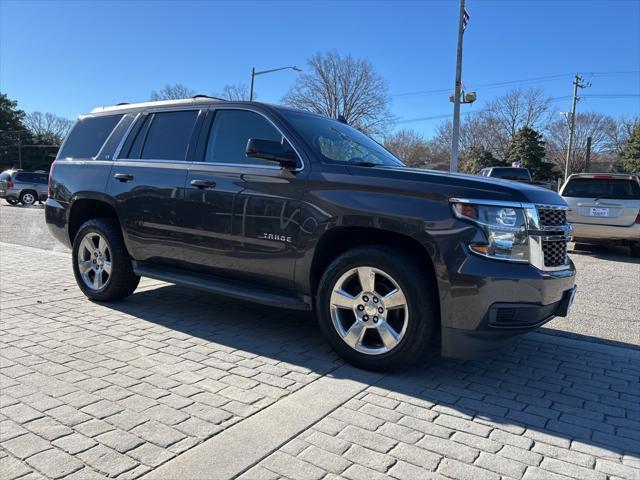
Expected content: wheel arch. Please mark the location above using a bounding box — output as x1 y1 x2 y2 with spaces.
67 195 120 245
307 226 443 319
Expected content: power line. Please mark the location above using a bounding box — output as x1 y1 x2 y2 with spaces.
396 95 573 124
391 70 640 99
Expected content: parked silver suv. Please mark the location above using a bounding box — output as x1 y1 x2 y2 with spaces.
0 169 48 206
560 173 640 257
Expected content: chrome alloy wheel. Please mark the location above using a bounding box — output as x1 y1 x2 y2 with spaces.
78 232 112 291
329 266 409 355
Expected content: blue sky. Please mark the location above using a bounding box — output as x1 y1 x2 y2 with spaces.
1 0 639 137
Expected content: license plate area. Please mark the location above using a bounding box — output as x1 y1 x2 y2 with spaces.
589 207 610 217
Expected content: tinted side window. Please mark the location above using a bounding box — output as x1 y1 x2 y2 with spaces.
15 173 35 182
58 115 123 159
126 115 152 159
140 111 198 160
205 110 283 166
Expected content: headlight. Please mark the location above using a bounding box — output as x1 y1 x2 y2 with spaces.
452 202 529 262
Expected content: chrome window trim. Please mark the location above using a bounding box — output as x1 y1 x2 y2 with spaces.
113 112 142 160
93 114 129 161
204 105 306 172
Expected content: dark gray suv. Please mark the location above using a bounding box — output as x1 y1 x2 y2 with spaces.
45 97 577 370
0 170 48 206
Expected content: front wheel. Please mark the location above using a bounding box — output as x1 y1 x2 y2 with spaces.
316 246 438 371
72 218 140 301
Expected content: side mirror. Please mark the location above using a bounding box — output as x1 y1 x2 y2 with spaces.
245 138 298 168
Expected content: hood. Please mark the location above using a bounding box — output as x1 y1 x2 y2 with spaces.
367 166 566 206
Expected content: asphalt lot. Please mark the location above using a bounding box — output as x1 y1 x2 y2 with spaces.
1 202 639 480
1 202 638 346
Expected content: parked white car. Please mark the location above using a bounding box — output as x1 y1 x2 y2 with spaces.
560 173 640 257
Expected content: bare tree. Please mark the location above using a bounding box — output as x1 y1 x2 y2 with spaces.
216 84 251 101
545 112 617 177
23 112 73 142
150 83 195 101
604 116 639 155
383 129 431 167
282 50 393 136
480 87 552 160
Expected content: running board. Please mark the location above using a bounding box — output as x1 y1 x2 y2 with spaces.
133 262 311 311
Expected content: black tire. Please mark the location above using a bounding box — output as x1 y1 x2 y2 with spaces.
72 218 140 301
630 242 640 258
5 198 18 205
19 190 37 207
316 245 438 371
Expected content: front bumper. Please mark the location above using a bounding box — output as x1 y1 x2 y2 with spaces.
571 221 640 242
440 251 576 359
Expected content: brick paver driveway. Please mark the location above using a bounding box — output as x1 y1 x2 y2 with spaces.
1 241 639 479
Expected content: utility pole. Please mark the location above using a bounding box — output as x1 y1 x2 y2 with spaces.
450 0 468 173
17 134 22 170
584 136 592 173
564 73 590 180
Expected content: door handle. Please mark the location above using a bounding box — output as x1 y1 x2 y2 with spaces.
190 179 216 189
114 173 134 182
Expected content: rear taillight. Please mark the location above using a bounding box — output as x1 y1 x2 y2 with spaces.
636 212 640 224
48 161 56 198
7 179 13 188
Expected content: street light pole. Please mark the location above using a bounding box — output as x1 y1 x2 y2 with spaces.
250 67 256 101
450 0 467 173
249 65 301 101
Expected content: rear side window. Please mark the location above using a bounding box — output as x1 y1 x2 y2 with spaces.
58 115 123 159
562 178 640 199
205 110 282 166
128 111 198 161
14 172 47 183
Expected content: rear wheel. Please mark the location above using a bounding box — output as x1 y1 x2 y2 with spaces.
19 190 37 207
5 198 18 205
72 218 140 301
316 246 438 371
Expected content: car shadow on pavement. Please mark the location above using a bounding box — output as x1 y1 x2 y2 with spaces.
570 244 640 265
106 283 640 461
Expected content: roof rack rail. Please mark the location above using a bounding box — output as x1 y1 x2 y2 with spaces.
191 94 227 101
115 102 130 106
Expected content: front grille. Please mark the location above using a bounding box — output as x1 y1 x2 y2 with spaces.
533 205 570 269
538 208 567 226
542 239 568 267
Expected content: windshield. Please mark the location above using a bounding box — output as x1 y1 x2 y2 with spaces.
490 168 531 181
562 178 640 200
280 110 405 167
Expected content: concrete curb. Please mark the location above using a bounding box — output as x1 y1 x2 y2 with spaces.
143 365 385 480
